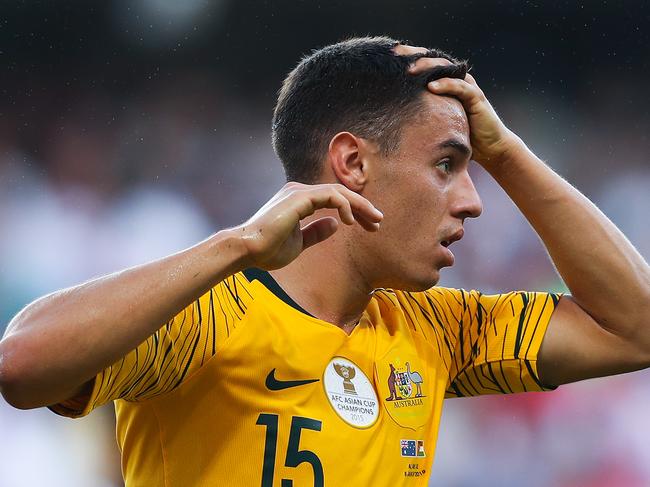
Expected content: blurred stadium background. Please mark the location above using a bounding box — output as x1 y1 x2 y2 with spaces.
1 1 649 486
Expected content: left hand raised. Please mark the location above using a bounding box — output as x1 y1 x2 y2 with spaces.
395 44 522 167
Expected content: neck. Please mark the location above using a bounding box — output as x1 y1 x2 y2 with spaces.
269 225 373 334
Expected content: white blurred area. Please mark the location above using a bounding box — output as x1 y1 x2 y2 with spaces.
112 0 226 49
1 2 650 485
0 400 119 487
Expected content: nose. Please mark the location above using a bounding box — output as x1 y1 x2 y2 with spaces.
451 169 483 220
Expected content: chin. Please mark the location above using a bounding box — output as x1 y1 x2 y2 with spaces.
378 267 441 292
408 273 441 292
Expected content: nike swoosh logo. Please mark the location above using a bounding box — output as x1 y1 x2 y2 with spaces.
265 368 320 391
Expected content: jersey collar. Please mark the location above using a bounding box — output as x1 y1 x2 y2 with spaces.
242 267 315 318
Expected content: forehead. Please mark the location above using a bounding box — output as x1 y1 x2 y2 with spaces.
402 93 469 150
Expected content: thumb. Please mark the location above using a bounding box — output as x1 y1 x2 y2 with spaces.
301 217 339 250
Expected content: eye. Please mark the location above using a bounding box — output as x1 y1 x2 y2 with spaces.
436 159 452 174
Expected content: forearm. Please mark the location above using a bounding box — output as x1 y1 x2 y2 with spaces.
485 137 650 337
0 229 247 408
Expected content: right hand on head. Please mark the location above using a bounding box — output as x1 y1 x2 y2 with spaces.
234 182 384 271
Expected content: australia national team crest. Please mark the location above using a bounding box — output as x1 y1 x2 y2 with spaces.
375 351 431 430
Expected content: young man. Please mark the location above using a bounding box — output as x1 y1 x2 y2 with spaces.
1 37 648 486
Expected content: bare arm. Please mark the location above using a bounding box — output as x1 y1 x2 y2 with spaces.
0 183 383 409
487 141 650 384
406 48 650 386
0 233 245 410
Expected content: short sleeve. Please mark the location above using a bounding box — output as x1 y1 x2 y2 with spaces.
49 274 252 418
397 288 561 397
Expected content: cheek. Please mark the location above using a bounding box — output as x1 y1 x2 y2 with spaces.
394 180 447 229
370 161 447 237
375 193 446 258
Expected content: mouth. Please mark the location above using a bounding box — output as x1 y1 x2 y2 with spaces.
438 229 464 266
440 228 464 248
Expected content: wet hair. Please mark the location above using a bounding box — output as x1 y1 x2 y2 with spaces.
272 36 469 183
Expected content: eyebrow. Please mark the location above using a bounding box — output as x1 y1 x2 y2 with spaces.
438 138 472 157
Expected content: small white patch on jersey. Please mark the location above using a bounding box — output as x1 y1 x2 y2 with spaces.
323 356 379 428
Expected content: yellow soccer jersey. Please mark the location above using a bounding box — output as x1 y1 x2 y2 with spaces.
51 268 560 486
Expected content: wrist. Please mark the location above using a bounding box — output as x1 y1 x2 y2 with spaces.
478 131 528 174
204 228 253 275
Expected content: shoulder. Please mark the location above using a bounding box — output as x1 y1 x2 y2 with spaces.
370 287 470 336
372 286 469 313
205 271 260 314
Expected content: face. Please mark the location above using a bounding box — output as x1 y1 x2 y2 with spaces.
354 93 483 291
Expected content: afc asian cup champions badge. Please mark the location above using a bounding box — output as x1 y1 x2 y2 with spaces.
323 357 379 428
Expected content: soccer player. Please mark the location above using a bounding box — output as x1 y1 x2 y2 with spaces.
1 37 649 486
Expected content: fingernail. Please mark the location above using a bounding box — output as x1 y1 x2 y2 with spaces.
429 81 441 90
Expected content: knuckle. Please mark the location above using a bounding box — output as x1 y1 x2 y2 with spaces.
286 188 308 202
432 58 452 66
394 44 427 56
282 182 302 194
312 184 331 195
327 185 343 198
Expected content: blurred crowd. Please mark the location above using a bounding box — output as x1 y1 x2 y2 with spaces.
1 2 650 485
1 69 649 487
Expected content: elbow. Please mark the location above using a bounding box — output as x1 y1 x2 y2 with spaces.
0 336 42 410
0 338 23 408
640 283 650 360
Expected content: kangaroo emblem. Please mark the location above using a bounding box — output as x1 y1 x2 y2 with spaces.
386 363 398 401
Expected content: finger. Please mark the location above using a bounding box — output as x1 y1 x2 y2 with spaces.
330 191 357 226
290 185 383 232
427 78 483 106
392 44 428 57
301 217 339 250
349 206 382 232
407 57 453 75
304 185 383 225
329 185 384 224
464 72 479 87
324 189 382 232
293 188 355 225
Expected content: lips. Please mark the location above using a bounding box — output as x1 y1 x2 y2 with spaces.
438 228 464 267
440 228 464 248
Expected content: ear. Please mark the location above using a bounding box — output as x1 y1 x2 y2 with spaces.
327 132 371 191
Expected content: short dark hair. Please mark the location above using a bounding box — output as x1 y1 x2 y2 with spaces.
272 36 468 183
